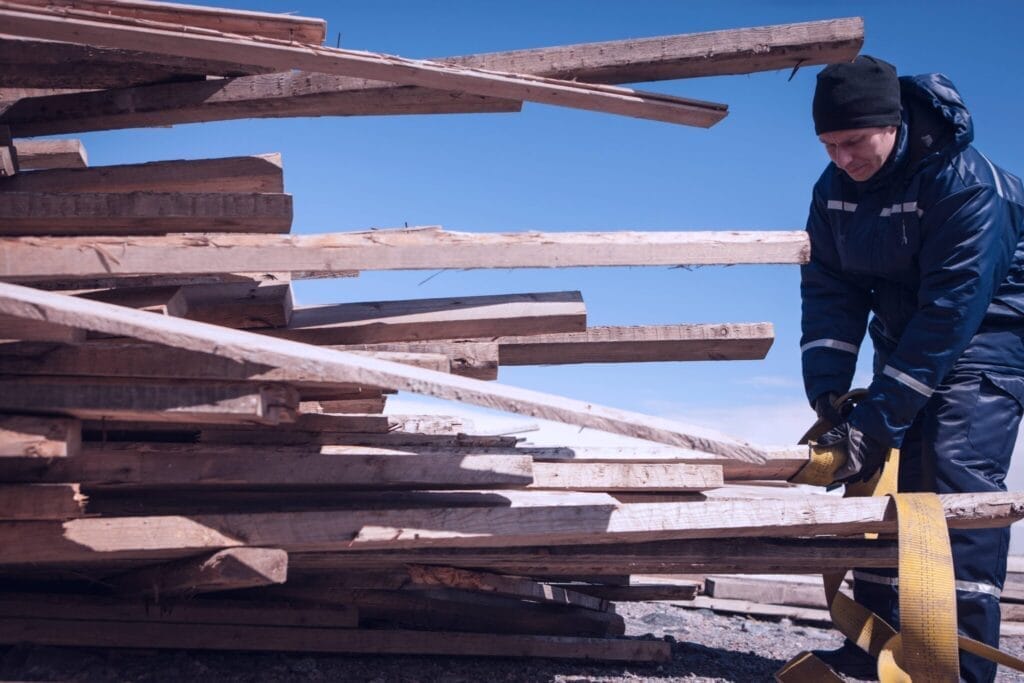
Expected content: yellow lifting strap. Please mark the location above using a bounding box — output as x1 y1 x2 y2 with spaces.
776 406 1024 682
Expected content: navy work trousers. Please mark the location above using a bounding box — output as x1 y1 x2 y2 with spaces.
851 369 1023 682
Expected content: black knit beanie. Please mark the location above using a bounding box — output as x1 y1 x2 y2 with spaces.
813 55 902 135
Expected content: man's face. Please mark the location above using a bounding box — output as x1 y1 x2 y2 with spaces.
818 126 898 182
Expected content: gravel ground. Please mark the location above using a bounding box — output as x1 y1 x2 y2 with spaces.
3 602 1024 682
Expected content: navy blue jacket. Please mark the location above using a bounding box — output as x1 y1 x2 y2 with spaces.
801 73 1024 446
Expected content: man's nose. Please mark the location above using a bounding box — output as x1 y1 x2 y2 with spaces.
834 147 854 169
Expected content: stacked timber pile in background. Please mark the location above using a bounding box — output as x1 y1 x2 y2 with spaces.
0 0 1022 666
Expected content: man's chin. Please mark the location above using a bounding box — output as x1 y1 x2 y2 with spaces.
844 166 876 182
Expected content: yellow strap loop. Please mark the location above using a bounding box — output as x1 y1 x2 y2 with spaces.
777 402 1024 681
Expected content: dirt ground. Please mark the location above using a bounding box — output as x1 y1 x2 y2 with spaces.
3 601 1024 682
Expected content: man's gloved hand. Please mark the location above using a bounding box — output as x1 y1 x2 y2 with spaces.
812 392 848 430
815 421 889 484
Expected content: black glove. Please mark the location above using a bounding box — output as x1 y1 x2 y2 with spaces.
812 392 855 430
816 421 888 484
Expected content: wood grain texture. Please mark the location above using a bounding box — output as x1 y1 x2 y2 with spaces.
0 450 534 489
111 548 288 598
271 291 586 344
0 229 809 280
0 154 283 194
530 462 723 492
0 191 292 236
0 284 775 461
0 35 275 89
0 415 80 457
495 323 774 364
0 377 298 425
10 0 326 44
0 483 85 519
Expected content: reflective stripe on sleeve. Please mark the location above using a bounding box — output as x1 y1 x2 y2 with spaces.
882 365 934 397
826 200 858 212
800 339 859 355
880 201 918 217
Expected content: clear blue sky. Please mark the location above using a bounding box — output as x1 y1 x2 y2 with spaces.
73 0 1024 446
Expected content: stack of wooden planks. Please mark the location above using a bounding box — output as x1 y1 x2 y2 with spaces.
1 0 1021 667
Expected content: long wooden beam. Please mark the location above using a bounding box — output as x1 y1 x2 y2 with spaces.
0 191 293 236
0 19 860 135
290 537 897 576
0 449 535 489
0 377 298 425
0 618 669 661
0 229 810 280
494 323 775 365
0 153 283 194
271 291 586 344
0 2 727 128
0 34 275 89
0 341 456 392
0 492 1018 565
0 282 774 461
11 0 327 44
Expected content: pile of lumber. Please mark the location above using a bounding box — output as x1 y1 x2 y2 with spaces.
1 0 1021 667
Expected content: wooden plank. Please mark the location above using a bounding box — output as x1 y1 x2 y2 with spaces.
0 2 728 128
0 18 860 135
77 285 188 316
405 565 608 612
0 617 669 661
10 139 87 169
1 74 520 137
0 483 85 519
338 341 498 380
0 229 810 281
179 278 292 328
530 462 723 492
525 445 809 482
0 492 1017 565
0 283 776 461
550 583 700 602
0 313 85 341
0 191 293 236
0 154 283 194
0 415 80 457
446 18 863 83
111 548 288 598
11 0 327 44
674 595 832 624
0 592 358 628
0 377 298 425
270 291 586 345
0 449 534 489
704 574 842 609
318 397 387 414
290 537 898 577
0 340 395 393
0 34 275 89
495 323 775 365
19 271 343 292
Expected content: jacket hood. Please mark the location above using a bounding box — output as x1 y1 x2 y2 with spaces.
899 73 974 157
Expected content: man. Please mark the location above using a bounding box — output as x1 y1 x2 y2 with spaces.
801 55 1024 681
